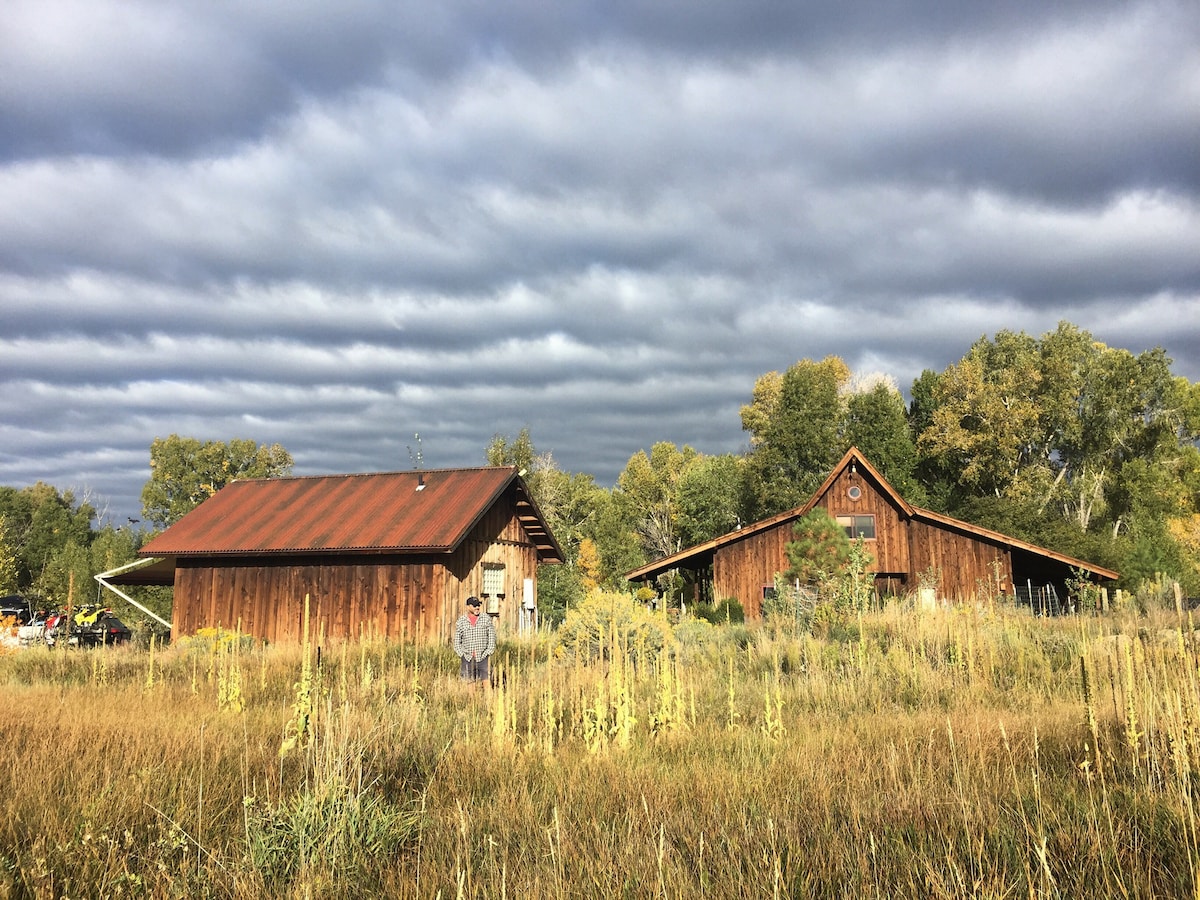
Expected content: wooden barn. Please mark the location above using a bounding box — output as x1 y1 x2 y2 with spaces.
627 447 1118 617
104 466 562 644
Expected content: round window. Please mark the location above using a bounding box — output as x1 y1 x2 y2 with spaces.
847 485 862 501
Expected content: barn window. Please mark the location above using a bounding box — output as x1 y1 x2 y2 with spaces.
836 514 876 540
847 485 862 501
482 564 506 597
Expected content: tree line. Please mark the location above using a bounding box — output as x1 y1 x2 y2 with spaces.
0 437 293 620
494 321 1200 620
3 321 1198 624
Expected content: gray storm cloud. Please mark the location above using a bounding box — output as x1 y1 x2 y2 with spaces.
1 0 1196 524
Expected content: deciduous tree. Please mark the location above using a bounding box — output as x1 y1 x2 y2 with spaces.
917 332 1043 500
0 483 95 590
141 435 293 528
676 453 743 547
741 357 849 518
615 442 699 560
913 322 1200 590
0 516 19 595
486 427 536 473
843 380 923 503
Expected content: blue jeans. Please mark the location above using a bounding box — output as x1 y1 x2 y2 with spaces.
460 656 490 682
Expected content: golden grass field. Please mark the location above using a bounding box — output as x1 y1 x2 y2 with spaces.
0 597 1195 898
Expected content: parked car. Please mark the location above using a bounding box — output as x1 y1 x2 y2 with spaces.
80 610 133 647
16 616 47 647
44 606 132 647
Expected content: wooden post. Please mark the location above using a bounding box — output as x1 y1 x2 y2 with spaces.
1176 582 1185 617
1100 587 1109 614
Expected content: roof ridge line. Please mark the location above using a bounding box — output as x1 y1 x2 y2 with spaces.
230 465 517 484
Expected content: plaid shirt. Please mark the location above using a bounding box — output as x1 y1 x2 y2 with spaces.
453 612 495 661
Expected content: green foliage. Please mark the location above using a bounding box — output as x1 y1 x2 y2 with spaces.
907 368 941 439
918 331 1043 499
535 467 605 564
834 537 876 612
0 516 19 594
773 508 875 633
487 429 620 604
588 489 646 588
1065 567 1102 613
537 559 583 627
554 590 674 665
919 324 1194 532
906 323 1200 594
141 434 293 528
740 363 924 519
741 357 849 518
0 485 160 625
33 523 145 610
0 482 95 591
693 596 745 625
769 539 873 638
675 453 743 547
843 381 924 503
807 600 860 642
37 538 90 606
1119 530 1193 596
487 431 606 562
485 426 536 472
783 508 853 585
615 441 699 560
1167 507 1200 595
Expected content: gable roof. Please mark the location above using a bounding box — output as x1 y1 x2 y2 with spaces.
626 447 1119 582
138 466 563 563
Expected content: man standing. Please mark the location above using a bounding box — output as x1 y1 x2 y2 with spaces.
453 595 495 683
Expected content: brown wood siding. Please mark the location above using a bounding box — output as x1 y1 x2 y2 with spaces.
632 450 1104 617
710 507 1016 613
446 499 539 638
713 526 794 619
813 470 910 577
173 555 446 644
906 519 1013 602
712 471 918 615
170 487 543 644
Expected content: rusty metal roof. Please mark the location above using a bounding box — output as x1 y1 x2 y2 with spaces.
138 466 563 562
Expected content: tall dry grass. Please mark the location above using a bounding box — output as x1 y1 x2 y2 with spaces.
0 602 1195 898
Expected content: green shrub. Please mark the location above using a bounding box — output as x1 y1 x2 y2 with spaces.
554 590 674 665
693 597 745 625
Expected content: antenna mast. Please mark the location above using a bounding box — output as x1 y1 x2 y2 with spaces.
407 432 424 469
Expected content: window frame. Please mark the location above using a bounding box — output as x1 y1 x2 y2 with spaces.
482 563 506 597
836 513 876 540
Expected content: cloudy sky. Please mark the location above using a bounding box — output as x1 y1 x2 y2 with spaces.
1 1 1197 527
